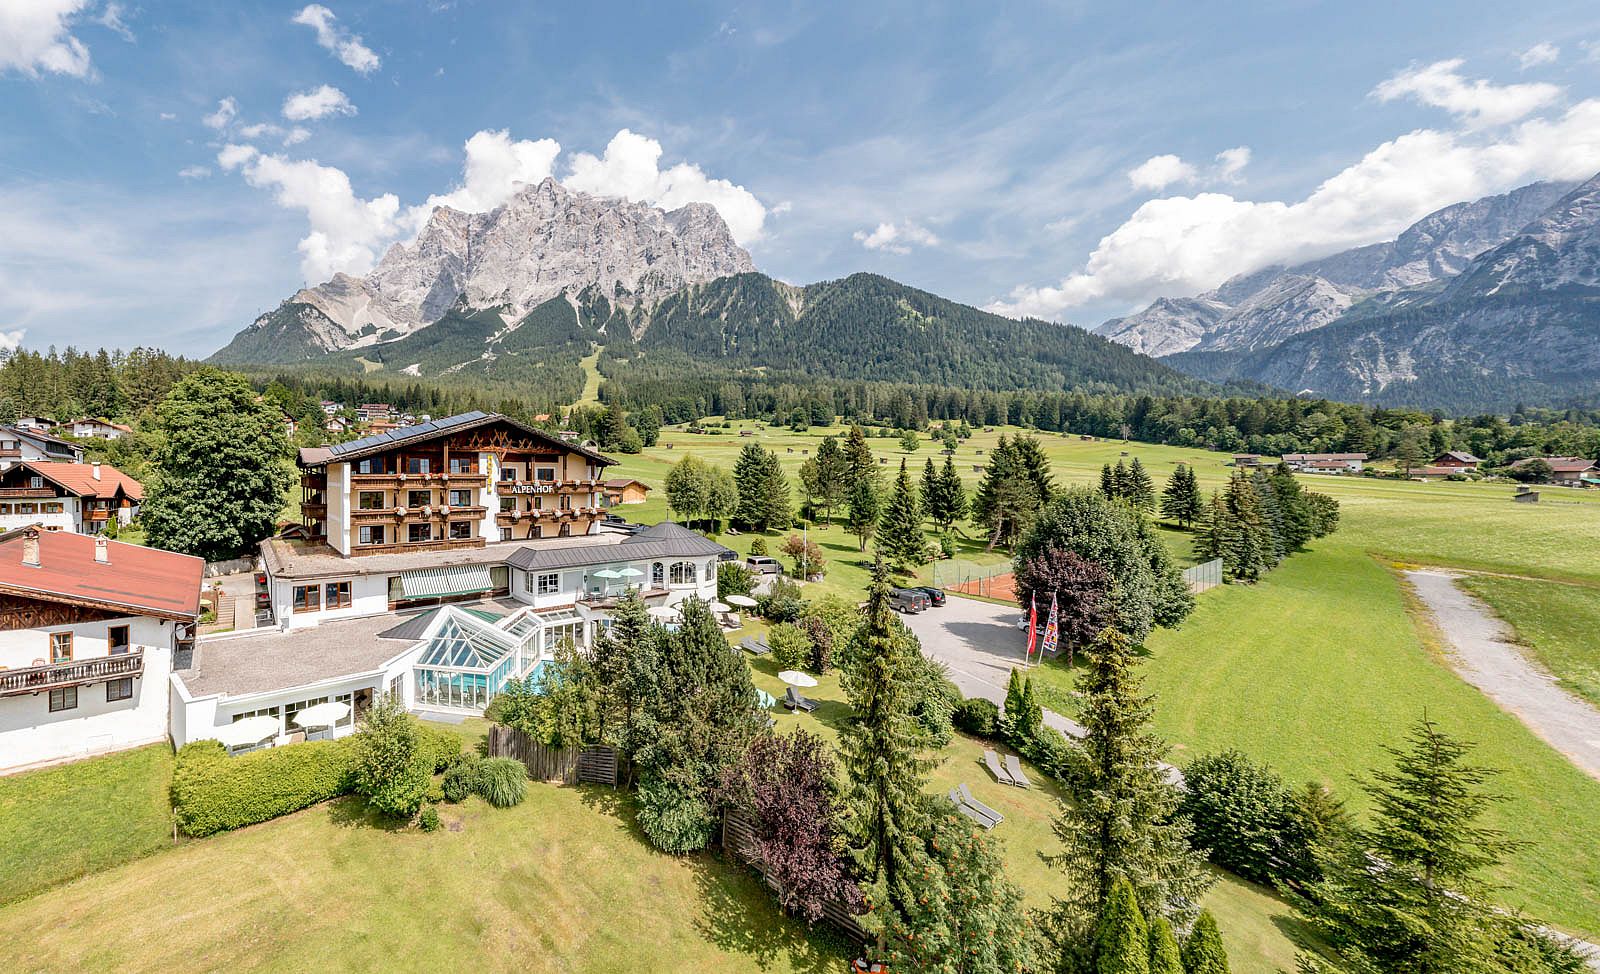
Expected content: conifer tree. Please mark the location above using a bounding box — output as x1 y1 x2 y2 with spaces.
973 435 1040 550
921 457 941 524
1195 491 1229 565
841 560 939 954
877 459 927 571
805 435 849 527
1100 463 1118 500
847 477 882 552
937 454 968 528
1161 465 1204 529
1222 474 1272 582
1250 470 1287 562
1011 434 1056 505
843 424 878 494
1127 457 1155 511
1047 628 1210 964
1113 459 1132 500
1148 917 1183 974
1267 464 1314 552
1092 876 1150 974
1179 911 1229 974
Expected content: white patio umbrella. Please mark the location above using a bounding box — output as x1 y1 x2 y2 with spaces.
614 567 644 578
647 605 680 621
707 600 732 613
725 594 758 609
293 700 352 729
591 568 625 579
210 715 280 748
777 670 818 688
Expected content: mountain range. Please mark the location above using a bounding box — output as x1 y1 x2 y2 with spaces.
1096 175 1600 409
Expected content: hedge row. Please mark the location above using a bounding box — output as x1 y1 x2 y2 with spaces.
171 739 355 838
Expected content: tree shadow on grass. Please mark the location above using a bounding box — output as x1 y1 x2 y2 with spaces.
685 852 851 974
323 794 413 833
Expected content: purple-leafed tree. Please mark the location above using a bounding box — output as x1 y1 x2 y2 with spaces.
719 729 863 924
1013 546 1115 656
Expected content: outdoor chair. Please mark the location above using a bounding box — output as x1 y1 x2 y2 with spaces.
957 782 1003 827
1004 753 1031 789
739 636 771 655
948 789 992 828
785 686 818 713
983 748 1014 786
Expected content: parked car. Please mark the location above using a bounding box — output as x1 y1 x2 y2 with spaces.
746 555 782 575
890 588 930 613
717 549 739 562
910 586 946 607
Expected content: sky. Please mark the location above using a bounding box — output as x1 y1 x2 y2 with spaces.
5 0 1600 356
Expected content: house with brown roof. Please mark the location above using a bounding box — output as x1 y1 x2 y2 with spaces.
61 417 133 441
1282 452 1369 473
1513 456 1599 486
602 477 651 506
1432 450 1481 472
0 527 203 771
0 425 84 469
0 461 143 534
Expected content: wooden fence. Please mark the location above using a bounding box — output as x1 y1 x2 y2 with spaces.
487 725 622 787
722 807 870 944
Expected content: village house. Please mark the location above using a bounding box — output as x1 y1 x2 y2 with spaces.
1231 453 1263 468
356 403 393 423
1432 450 1481 472
1282 452 1369 473
14 417 55 433
0 425 84 469
602 477 651 506
0 461 142 534
0 527 202 772
324 415 350 436
1514 456 1600 486
61 417 133 441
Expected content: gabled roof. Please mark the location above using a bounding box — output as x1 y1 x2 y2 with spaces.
10 461 143 501
603 477 649 489
1282 453 1369 461
1 425 82 457
1518 456 1599 473
1436 451 1481 464
0 527 202 620
504 520 731 572
65 417 133 433
297 411 615 468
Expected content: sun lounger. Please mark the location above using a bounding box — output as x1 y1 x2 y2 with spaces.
957 782 1003 827
1004 753 1031 789
739 636 771 655
948 789 993 829
784 686 818 713
983 748 1015 786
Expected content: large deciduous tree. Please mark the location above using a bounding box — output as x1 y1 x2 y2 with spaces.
142 368 293 561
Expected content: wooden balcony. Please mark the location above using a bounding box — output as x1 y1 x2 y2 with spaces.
350 536 486 556
350 471 488 489
494 478 602 497
0 652 143 697
0 487 55 498
301 502 327 518
494 507 602 527
300 474 326 490
85 509 111 522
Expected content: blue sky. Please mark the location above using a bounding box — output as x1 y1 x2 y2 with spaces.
5 0 1600 355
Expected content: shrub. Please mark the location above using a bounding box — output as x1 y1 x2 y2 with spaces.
953 697 1000 738
426 779 445 804
749 536 769 556
418 805 442 832
757 575 807 622
910 654 958 749
171 738 354 838
768 622 811 670
803 615 834 673
1179 749 1296 885
415 723 463 773
475 757 529 808
350 696 431 819
637 772 715 854
717 561 755 599
442 752 481 803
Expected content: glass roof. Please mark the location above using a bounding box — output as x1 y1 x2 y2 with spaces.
416 614 518 670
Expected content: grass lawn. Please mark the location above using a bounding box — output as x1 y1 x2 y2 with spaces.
1460 575 1600 710
0 744 175 906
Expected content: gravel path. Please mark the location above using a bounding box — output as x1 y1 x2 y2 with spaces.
1406 569 1600 782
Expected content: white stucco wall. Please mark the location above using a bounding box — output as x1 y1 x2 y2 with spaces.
271 571 393 630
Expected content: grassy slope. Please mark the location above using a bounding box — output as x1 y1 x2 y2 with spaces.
1460 575 1600 710
0 744 174 905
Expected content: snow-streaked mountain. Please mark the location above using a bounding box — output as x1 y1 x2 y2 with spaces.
214 178 755 362
1094 180 1577 357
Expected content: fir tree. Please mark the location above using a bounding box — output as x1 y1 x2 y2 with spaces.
847 477 882 552
1011 434 1056 505
877 459 927 571
1267 464 1314 552
733 443 792 531
1179 911 1229 974
1092 876 1150 974
1148 917 1183 974
921 457 941 524
1047 628 1211 964
806 435 849 527
973 435 1040 550
937 454 968 528
1100 463 1118 500
1222 474 1272 582
1161 465 1204 529
841 560 939 954
1195 492 1229 565
1127 458 1155 511
1250 470 1287 562
1113 459 1132 500
843 424 878 494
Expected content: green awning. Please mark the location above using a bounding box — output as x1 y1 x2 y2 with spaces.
399 565 496 600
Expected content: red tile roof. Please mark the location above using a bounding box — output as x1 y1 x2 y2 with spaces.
16 461 143 501
0 527 203 620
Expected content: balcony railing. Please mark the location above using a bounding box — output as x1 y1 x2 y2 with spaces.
0 487 55 498
0 652 143 697
495 507 602 526
494 478 602 497
349 471 488 488
350 537 486 556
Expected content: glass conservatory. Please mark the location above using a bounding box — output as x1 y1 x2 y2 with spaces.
412 608 529 711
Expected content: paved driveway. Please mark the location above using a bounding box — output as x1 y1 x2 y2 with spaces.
901 595 1086 738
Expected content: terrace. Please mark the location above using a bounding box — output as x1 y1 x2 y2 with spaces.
0 652 144 697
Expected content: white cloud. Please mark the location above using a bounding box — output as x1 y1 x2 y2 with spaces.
218 143 401 282
1215 146 1251 182
566 129 768 243
0 0 93 77
177 165 211 180
413 129 560 221
987 95 1600 321
202 96 237 130
1373 58 1561 128
95 2 133 42
291 4 379 74
158 111 176 121
1519 42 1559 69
237 122 275 139
0 329 24 353
282 84 355 122
852 221 939 255
1128 154 1197 191
284 126 312 146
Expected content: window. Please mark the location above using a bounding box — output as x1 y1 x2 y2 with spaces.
358 491 386 510
406 457 431 474
651 562 664 586
408 523 434 544
49 687 77 712
324 581 352 609
499 528 512 542
706 560 718 581
50 632 72 663
669 561 697 585
531 525 543 539
536 467 555 482
358 524 386 546
559 494 572 510
449 489 472 507
293 585 322 612
44 502 63 513
500 465 516 482
106 678 133 702
449 456 476 474
108 625 130 655
356 458 386 474
448 521 472 540
28 475 43 488
532 495 543 510
558 522 571 537
537 573 560 595
407 490 431 508
499 496 514 513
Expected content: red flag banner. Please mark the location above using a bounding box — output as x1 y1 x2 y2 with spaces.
1025 596 1038 661
1041 594 1060 657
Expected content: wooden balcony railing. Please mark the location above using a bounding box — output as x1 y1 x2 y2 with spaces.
0 652 143 697
494 479 602 497
85 509 111 521
494 507 602 526
349 472 488 489
300 474 326 490
0 487 55 498
350 536 486 556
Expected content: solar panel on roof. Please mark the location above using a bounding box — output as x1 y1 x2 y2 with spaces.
328 410 489 456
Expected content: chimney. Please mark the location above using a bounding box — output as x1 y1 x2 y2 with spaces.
91 462 101 481
95 536 110 565
21 528 39 568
